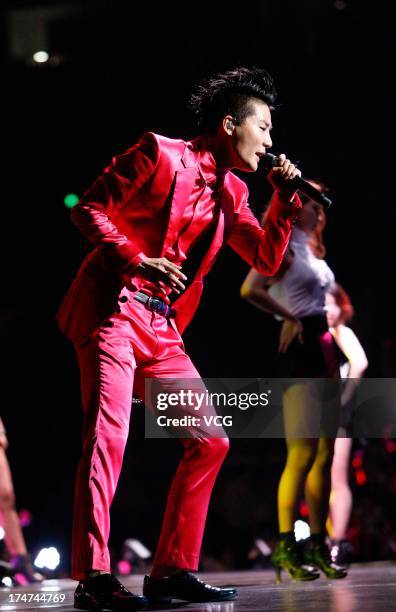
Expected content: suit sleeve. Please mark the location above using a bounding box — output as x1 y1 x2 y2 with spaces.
70 132 160 273
227 185 302 276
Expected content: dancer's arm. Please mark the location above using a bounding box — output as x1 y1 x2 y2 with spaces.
241 266 303 353
332 325 368 405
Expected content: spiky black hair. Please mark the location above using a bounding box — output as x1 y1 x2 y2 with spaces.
189 66 277 134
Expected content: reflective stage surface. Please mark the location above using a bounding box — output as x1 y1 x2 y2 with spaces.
1 563 395 612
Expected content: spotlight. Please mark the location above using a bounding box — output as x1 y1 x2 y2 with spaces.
32 51 49 63
247 538 272 568
294 520 310 542
19 508 33 528
64 193 79 208
123 539 151 561
253 538 271 557
117 560 132 576
1 576 13 587
0 527 4 540
119 539 151 574
34 547 60 571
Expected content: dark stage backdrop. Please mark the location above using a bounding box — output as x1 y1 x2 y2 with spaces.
1 0 394 572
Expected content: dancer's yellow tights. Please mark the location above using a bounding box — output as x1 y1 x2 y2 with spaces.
277 383 335 533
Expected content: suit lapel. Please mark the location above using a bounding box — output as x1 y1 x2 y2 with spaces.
194 208 225 277
161 167 198 255
161 141 202 256
161 141 235 273
193 174 235 278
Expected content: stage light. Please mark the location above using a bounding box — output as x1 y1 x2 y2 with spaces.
33 51 49 63
253 538 271 556
119 539 151 573
384 439 396 454
299 500 310 518
19 508 33 527
355 469 367 486
294 520 310 542
1 576 13 587
64 193 79 208
0 527 4 540
117 560 132 575
34 547 60 570
352 456 362 468
122 539 151 561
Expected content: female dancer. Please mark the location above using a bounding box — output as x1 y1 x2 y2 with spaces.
0 416 43 583
325 283 368 565
241 189 347 581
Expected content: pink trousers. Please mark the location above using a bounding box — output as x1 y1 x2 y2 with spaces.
71 291 229 580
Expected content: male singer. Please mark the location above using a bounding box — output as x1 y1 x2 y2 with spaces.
58 66 302 609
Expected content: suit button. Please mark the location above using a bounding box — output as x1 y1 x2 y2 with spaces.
119 296 128 303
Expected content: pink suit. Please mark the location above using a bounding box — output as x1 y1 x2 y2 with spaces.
57 133 300 579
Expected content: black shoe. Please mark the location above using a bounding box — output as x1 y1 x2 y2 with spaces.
304 537 348 579
329 538 353 568
143 571 237 604
74 574 148 611
9 554 44 584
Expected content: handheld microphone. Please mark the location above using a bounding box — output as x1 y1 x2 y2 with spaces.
261 152 332 208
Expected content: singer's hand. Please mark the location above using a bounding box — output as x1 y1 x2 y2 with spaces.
134 257 187 295
267 154 302 201
278 317 303 353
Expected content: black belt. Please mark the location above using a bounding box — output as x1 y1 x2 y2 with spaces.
133 291 176 318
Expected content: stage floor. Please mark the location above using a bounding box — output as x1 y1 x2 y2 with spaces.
1 562 395 612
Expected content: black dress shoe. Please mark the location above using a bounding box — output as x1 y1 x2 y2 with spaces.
74 573 148 610
143 571 237 604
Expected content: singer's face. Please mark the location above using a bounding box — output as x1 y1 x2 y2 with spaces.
229 100 273 172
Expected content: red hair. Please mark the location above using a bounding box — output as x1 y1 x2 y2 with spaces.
308 205 326 258
327 282 355 323
306 179 328 259
262 180 328 258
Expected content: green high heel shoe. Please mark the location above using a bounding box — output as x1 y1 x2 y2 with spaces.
303 536 348 579
271 538 320 583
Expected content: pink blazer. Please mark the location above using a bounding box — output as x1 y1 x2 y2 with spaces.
57 132 300 346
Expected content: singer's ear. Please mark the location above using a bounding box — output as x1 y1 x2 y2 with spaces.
222 115 235 136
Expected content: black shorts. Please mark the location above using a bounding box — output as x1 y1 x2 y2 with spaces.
273 315 340 378
272 315 342 435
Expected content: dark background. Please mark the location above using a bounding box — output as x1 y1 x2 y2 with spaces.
1 0 395 573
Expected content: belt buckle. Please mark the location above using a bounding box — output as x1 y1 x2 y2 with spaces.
148 296 164 315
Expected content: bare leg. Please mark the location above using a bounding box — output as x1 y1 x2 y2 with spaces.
305 437 335 534
329 437 353 539
0 447 27 556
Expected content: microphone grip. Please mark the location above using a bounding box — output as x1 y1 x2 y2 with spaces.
261 153 332 208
